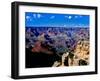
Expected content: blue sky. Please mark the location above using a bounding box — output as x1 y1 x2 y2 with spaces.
25 12 89 28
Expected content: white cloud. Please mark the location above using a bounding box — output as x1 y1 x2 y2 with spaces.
68 16 72 19
26 16 32 21
29 19 32 21
33 14 36 18
75 16 78 18
26 16 30 19
37 14 42 18
33 13 42 18
65 15 72 19
63 24 67 27
50 16 55 19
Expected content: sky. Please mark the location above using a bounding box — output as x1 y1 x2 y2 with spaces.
25 12 90 28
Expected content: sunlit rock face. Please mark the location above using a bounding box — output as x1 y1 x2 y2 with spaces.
52 40 89 67
73 40 89 66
